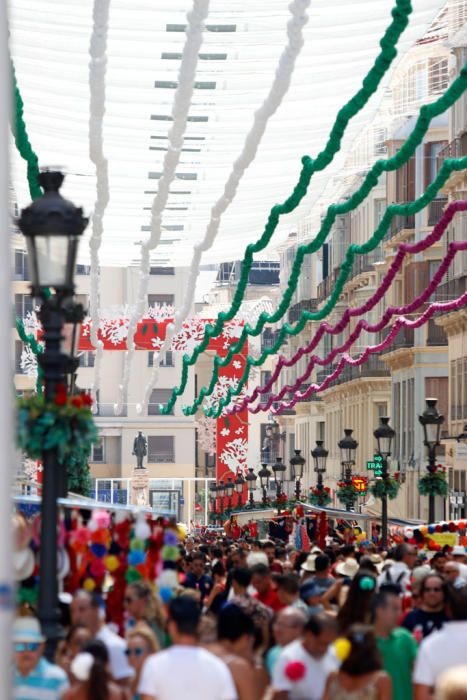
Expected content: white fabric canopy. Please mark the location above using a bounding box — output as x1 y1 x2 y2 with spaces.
10 0 445 266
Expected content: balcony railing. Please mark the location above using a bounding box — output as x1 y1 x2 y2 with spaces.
379 324 414 350
315 356 389 388
437 133 467 170
288 298 318 324
386 214 415 241
426 318 448 346
434 274 467 302
428 198 447 226
317 270 338 304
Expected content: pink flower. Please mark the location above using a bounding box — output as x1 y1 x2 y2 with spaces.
284 661 306 682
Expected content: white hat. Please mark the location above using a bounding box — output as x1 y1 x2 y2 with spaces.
301 554 317 572
12 617 45 643
13 548 35 582
335 558 359 579
452 545 466 557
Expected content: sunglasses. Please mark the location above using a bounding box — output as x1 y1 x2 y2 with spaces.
125 647 146 657
424 587 442 593
14 642 40 652
124 596 137 604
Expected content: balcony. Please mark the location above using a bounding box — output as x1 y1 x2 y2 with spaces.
437 133 467 170
435 273 467 302
315 355 389 388
380 325 414 351
317 270 338 304
385 214 415 241
428 198 447 226
288 298 318 324
295 383 322 403
349 248 384 281
426 318 448 346
261 330 280 353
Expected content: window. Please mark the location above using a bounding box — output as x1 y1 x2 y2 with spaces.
91 439 104 463
150 266 175 275
148 351 174 367
148 388 173 415
76 264 91 275
148 294 174 308
15 294 34 319
317 421 325 443
14 250 28 280
429 58 448 95
79 352 95 368
148 436 175 463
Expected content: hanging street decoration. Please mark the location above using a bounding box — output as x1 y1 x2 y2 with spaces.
159 0 416 414
229 197 467 414
162 65 467 415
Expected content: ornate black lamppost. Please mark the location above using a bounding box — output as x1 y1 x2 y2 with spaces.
18 171 88 657
234 472 245 508
217 479 226 514
338 429 358 512
311 440 328 493
225 476 235 513
245 468 257 507
374 417 396 549
209 481 218 516
258 463 271 505
272 457 286 499
290 450 306 501
419 398 444 523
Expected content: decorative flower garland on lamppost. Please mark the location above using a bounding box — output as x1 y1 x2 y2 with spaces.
338 429 358 511
419 398 446 523
310 440 331 507
373 416 396 549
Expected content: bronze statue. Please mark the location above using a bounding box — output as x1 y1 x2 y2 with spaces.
132 431 147 469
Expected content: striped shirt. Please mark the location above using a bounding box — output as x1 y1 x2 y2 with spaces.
14 658 69 700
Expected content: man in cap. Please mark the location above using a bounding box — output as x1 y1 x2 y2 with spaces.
13 617 69 699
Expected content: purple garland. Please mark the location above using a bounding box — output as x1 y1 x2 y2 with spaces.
228 199 467 415
269 290 467 412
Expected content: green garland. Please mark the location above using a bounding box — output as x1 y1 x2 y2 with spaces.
418 471 449 497
11 58 42 200
336 483 360 509
17 390 98 490
161 0 415 416
369 477 401 500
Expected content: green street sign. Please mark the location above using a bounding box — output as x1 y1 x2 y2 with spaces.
367 455 383 476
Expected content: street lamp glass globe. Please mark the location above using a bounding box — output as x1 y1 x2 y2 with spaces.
258 463 271 489
338 429 358 464
17 171 88 294
311 440 328 473
374 416 395 458
225 477 235 497
234 473 245 494
289 450 306 481
419 398 444 447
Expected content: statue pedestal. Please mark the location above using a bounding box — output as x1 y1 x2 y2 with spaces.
130 467 149 507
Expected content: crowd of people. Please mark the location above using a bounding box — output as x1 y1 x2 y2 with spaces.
13 535 467 700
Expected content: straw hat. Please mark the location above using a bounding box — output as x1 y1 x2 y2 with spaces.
301 554 317 573
335 557 359 579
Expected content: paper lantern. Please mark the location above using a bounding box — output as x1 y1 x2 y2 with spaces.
105 555 120 572
83 577 96 591
90 558 107 579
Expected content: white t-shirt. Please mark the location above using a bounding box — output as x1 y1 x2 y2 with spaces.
413 621 467 688
272 639 339 700
96 624 133 681
138 645 237 700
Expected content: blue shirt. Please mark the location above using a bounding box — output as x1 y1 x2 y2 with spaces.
14 657 68 700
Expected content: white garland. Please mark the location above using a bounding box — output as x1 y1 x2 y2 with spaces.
138 0 310 414
88 0 110 407
115 0 210 416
